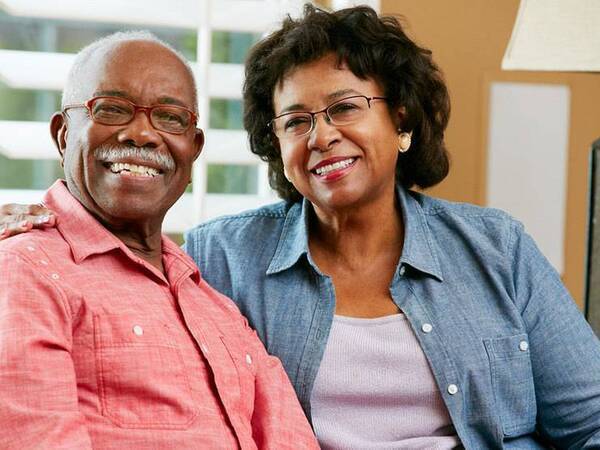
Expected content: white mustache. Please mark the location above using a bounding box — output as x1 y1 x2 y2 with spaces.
95 144 175 171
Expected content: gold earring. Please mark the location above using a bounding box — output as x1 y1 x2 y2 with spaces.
398 131 412 153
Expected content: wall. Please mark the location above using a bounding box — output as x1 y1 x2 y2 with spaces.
381 0 600 307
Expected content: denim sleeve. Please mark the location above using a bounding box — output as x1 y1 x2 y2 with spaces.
511 221 600 449
181 231 194 263
182 225 236 300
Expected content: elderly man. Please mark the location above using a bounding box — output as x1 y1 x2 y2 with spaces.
0 32 317 449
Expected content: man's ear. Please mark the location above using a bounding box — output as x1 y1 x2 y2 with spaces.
50 112 68 167
192 128 205 161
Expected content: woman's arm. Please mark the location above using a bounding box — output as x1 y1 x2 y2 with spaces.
510 222 600 448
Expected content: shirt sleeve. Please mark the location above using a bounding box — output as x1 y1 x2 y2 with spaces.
238 317 319 449
0 251 93 449
510 223 600 449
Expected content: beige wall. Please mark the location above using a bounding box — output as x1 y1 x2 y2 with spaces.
382 0 600 307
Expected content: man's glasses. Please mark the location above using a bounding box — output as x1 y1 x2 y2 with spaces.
269 95 387 139
62 96 198 135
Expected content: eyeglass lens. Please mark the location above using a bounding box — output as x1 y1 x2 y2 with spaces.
273 96 372 138
91 97 192 133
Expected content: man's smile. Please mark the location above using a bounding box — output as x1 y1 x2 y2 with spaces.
106 162 162 177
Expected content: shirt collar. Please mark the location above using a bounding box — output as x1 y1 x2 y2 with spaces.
44 180 123 263
266 200 311 275
396 186 444 281
43 180 200 283
266 185 443 281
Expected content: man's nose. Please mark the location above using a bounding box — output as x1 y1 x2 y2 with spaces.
307 113 341 152
117 111 162 148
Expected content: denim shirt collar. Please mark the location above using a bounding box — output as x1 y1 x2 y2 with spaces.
266 185 443 281
266 200 310 275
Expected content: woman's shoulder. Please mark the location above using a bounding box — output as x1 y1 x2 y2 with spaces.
411 190 522 232
411 190 513 221
408 190 526 254
183 200 298 254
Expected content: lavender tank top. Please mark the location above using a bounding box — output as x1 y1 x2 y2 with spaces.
310 313 461 449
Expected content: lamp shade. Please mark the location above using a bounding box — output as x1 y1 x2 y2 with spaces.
502 0 600 72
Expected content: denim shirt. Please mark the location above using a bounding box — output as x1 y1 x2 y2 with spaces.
184 186 600 449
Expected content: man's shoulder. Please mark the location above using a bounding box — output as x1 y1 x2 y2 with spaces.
0 228 69 262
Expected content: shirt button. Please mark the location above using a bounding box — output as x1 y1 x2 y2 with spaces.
421 323 433 333
399 266 406 276
246 354 252 365
519 340 529 352
26 246 35 252
40 260 48 266
51 273 60 280
132 325 144 336
201 344 209 354
447 384 458 395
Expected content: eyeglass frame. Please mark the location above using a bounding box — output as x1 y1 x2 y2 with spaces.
62 96 198 135
268 95 388 139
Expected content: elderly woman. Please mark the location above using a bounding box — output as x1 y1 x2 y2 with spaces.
2 5 600 449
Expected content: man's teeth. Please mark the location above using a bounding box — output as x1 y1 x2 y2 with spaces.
314 158 355 175
109 162 159 177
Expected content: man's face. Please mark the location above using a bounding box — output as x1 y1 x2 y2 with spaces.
52 41 203 229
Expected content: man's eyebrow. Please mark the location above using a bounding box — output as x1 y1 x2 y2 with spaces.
277 89 361 115
94 90 129 99
156 97 188 108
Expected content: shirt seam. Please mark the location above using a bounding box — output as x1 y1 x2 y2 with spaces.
1 249 75 319
422 206 510 220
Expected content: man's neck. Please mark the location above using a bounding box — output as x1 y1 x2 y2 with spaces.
111 227 165 274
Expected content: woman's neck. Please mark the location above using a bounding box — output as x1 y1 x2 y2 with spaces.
309 190 404 269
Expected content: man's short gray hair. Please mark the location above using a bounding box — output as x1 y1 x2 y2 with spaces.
62 30 197 111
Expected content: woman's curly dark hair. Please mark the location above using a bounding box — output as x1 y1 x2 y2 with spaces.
243 4 450 202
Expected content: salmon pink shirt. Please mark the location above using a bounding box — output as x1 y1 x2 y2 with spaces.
0 180 318 450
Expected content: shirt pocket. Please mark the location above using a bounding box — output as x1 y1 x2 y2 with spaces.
483 333 537 437
93 314 198 429
219 335 256 419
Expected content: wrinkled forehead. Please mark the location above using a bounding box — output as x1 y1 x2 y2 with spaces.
77 41 196 105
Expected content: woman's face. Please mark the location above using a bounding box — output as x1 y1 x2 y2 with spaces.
272 53 401 213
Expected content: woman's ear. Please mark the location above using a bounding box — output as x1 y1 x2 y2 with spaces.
50 112 68 167
396 106 407 130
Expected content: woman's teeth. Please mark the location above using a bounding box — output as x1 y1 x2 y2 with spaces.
109 162 160 177
314 158 355 175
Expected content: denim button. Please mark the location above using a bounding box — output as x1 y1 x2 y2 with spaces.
399 266 406 276
421 323 433 333
448 384 458 395
519 340 529 352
